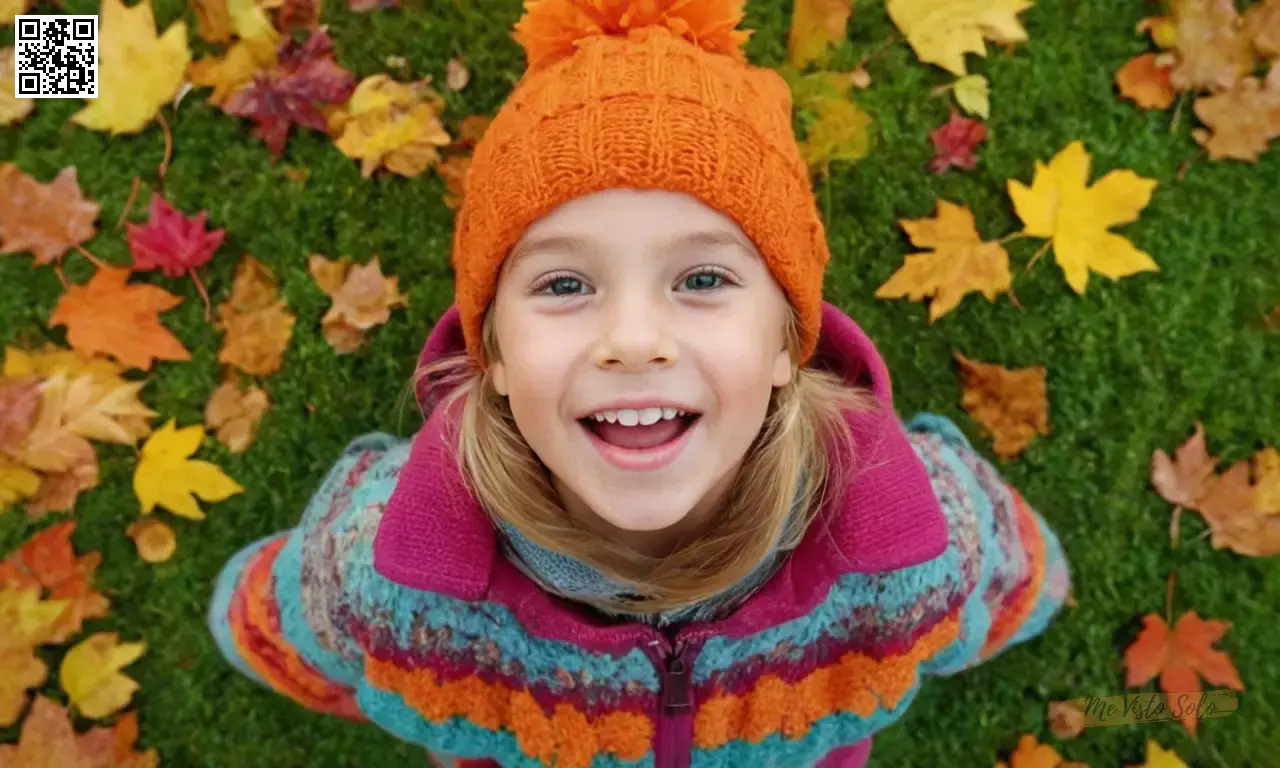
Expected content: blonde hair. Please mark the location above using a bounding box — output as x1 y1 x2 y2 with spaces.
403 307 879 615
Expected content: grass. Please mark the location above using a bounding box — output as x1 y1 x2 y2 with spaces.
3 0 1280 765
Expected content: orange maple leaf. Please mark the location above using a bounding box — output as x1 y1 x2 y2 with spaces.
0 521 111 643
994 733 1089 768
48 267 191 372
1116 53 1176 110
1195 453 1280 557
1124 611 1245 736
0 164 101 267
215 255 296 376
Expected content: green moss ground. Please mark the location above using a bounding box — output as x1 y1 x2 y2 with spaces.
3 0 1280 765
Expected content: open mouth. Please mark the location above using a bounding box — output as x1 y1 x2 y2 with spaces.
579 408 701 451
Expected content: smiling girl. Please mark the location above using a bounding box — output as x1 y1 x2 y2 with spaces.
207 2 1072 766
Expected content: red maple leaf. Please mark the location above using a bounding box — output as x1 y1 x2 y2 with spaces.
222 28 358 160
126 194 225 319
928 110 987 174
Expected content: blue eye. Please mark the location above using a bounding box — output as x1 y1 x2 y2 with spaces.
681 269 730 291
535 275 585 296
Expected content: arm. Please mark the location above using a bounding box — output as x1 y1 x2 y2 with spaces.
207 432 411 720
903 413 1072 676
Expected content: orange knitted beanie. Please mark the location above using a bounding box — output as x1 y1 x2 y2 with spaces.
452 0 830 366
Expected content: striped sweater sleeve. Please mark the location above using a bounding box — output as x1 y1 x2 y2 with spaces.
903 413 1072 675
206 432 409 721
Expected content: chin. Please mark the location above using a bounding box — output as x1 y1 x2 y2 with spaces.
578 485 703 533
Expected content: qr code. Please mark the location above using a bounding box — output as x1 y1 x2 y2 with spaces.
14 15 99 99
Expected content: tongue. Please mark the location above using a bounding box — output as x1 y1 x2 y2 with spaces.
592 418 685 450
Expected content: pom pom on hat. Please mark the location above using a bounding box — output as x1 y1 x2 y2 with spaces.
512 0 753 73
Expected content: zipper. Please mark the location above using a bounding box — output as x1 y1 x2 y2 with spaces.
647 633 703 768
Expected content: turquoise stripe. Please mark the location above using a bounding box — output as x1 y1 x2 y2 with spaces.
696 415 989 683
275 522 364 687
1007 514 1070 647
356 682 654 768
207 533 284 688
349 563 661 690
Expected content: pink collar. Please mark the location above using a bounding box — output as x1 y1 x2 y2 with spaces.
373 304 947 645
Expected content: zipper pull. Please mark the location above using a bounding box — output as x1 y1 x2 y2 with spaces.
662 643 692 713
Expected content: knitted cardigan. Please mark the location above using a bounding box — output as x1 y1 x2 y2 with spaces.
208 303 1072 768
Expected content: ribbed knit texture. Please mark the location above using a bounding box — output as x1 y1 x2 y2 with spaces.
453 17 830 366
207 302 1073 768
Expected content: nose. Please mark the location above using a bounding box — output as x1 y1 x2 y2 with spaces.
592 294 678 371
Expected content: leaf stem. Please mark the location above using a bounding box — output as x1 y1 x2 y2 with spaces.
75 244 108 270
1007 283 1023 311
191 268 213 321
998 231 1028 245
1170 89 1190 132
157 111 173 180
1169 505 1182 548
54 264 69 289
1165 570 1176 626
116 176 142 231
1025 241 1051 273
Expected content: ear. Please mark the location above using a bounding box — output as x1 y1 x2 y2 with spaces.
771 344 793 388
491 360 509 396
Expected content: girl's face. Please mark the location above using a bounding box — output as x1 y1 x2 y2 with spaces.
490 189 794 553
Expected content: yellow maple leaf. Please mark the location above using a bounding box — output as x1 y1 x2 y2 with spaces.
0 460 41 512
0 586 70 727
876 200 1012 321
953 74 990 118
187 34 278 107
1007 140 1159 294
1136 740 1189 768
132 418 243 520
797 92 873 176
70 0 191 134
1 0 33 25
887 0 1033 76
59 632 145 719
1 47 35 126
332 75 452 178
789 0 853 69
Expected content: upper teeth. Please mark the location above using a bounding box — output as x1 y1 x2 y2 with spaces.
591 408 685 426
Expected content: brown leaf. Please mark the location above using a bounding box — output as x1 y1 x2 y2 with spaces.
994 733 1090 768
1190 75 1280 161
0 164 101 267
954 352 1050 460
215 255 296 376
1047 700 1085 740
1169 0 1254 93
307 253 351 295
204 377 270 454
1244 0 1280 60
23 446 99 518
1116 53 1176 109
317 257 407 353
276 0 320 33
448 115 492 151
0 695 115 767
437 154 471 211
1195 456 1280 556
445 56 470 91
126 519 176 564
0 375 41 458
191 0 233 43
1151 422 1219 509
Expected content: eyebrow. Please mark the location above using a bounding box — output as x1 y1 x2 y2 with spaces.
507 228 758 267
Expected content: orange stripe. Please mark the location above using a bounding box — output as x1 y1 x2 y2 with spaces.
978 488 1046 661
364 655 653 768
228 537 365 721
693 612 961 749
